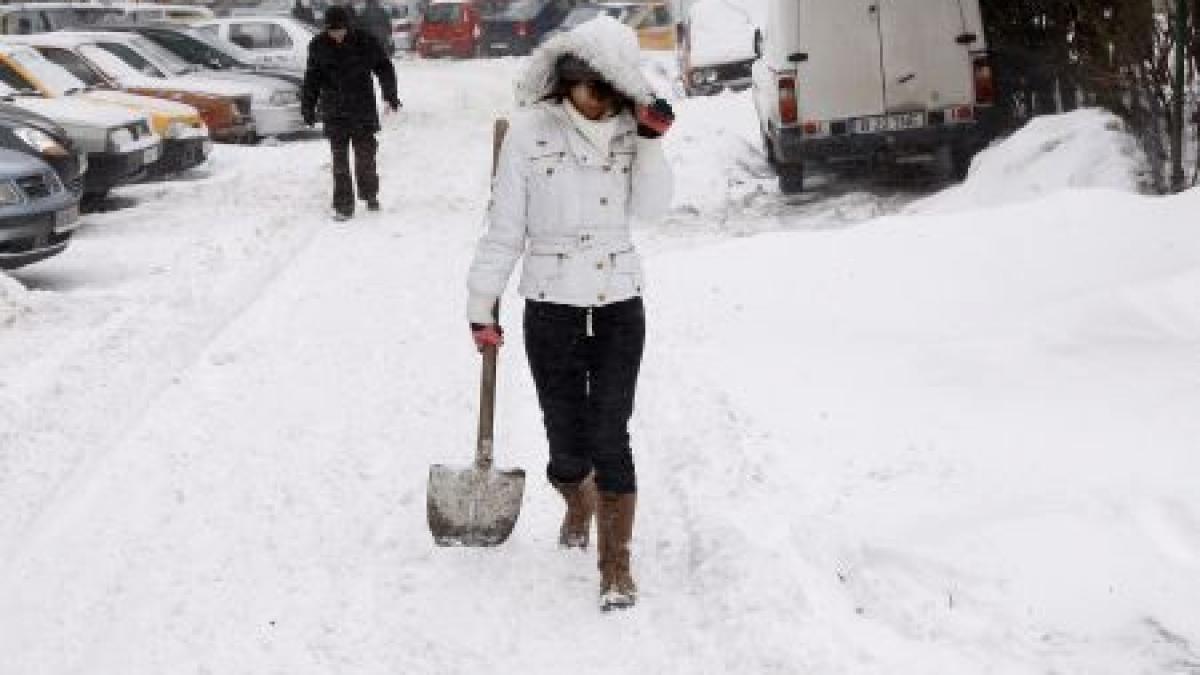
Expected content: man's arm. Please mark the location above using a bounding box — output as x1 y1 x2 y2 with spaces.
370 35 399 109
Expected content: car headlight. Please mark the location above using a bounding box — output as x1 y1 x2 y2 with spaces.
108 127 134 150
14 127 68 157
269 90 298 106
165 121 189 139
0 182 22 207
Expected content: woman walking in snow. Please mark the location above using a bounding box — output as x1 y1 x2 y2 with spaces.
465 16 674 610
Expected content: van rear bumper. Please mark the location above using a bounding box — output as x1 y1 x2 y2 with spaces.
775 117 990 164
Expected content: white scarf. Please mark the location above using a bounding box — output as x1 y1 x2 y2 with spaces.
563 100 618 154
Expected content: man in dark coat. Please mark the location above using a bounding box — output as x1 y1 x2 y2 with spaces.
301 5 400 219
358 0 394 55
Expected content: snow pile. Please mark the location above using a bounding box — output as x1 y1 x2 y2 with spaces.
664 89 766 216
911 108 1149 214
0 271 29 324
687 0 757 66
648 185 1200 671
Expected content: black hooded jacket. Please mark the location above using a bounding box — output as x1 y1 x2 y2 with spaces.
301 28 399 133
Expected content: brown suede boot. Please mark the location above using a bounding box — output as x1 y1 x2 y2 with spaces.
550 473 596 549
596 492 636 611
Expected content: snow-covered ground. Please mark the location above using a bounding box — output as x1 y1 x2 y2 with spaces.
0 55 1198 674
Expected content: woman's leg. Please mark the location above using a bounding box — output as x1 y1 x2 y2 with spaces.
585 297 645 609
524 301 592 484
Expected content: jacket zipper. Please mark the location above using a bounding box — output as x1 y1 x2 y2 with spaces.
586 307 594 337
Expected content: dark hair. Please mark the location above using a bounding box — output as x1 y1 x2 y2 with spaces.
543 53 634 111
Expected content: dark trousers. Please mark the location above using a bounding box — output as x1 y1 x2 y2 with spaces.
327 128 378 214
524 298 645 494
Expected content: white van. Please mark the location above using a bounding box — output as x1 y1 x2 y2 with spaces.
751 0 996 193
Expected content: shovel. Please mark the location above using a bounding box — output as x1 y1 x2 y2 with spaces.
427 119 525 547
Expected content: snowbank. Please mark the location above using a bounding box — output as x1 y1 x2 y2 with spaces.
910 108 1150 214
0 271 29 325
648 184 1200 671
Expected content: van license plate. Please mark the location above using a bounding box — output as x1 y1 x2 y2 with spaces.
852 112 926 134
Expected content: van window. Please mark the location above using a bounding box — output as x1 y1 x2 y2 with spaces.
230 22 293 49
424 4 463 23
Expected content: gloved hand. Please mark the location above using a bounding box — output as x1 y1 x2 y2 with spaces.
301 108 316 127
636 98 675 139
470 323 503 352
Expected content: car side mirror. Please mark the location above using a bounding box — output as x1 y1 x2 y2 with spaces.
753 28 762 59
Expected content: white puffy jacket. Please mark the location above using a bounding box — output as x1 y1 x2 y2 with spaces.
467 104 673 322
466 15 674 324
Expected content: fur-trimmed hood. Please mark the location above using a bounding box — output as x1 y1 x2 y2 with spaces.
515 15 655 108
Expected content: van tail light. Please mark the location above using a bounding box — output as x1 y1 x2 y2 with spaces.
972 53 994 105
778 75 798 125
515 20 529 37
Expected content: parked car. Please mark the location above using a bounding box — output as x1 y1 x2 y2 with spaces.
0 146 80 269
539 3 621 43
479 0 567 56
676 0 754 96
194 16 318 69
0 76 159 201
63 31 304 140
0 102 86 195
102 23 304 87
751 0 996 193
0 2 123 36
597 1 673 50
9 31 257 144
415 0 481 59
0 38 210 175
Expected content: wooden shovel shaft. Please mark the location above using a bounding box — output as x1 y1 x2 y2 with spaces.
476 343 497 470
475 118 509 471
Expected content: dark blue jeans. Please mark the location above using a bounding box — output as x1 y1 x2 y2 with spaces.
524 298 645 494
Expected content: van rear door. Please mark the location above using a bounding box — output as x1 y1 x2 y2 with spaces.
876 0 978 111
796 0 884 122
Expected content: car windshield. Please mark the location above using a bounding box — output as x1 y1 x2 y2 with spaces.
7 47 88 96
129 35 196 75
78 44 148 83
181 28 256 66
497 0 542 20
424 4 463 23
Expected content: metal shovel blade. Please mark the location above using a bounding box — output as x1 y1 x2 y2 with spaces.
427 462 525 547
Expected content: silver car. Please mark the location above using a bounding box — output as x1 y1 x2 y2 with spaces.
0 147 80 269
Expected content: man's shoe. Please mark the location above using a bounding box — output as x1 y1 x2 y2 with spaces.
366 199 380 212
333 210 353 222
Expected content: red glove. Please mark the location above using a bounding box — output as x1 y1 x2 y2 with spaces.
470 323 503 352
636 99 675 138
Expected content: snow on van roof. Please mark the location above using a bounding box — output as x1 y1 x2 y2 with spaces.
687 0 756 66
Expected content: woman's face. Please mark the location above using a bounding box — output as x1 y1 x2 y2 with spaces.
567 81 616 121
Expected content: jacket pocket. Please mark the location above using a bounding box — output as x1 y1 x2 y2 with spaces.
608 247 644 296
521 250 566 300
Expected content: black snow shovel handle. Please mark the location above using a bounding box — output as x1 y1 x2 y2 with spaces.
476 119 509 471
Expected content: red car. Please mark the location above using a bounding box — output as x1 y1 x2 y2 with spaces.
416 1 482 58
